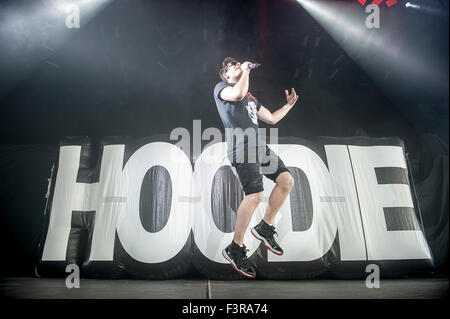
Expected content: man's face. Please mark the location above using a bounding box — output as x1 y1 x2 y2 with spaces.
224 61 242 81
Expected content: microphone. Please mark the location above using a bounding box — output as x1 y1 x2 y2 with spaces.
249 63 261 69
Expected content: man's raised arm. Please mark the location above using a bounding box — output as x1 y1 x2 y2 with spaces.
220 62 252 102
257 88 299 125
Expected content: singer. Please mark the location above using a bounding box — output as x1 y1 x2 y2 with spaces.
213 57 299 278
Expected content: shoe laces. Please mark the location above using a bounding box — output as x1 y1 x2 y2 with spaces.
266 224 278 237
239 244 250 257
237 245 255 268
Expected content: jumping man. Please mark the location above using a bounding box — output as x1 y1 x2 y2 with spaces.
213 57 299 278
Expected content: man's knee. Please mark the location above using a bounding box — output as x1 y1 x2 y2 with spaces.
245 191 263 205
276 172 294 192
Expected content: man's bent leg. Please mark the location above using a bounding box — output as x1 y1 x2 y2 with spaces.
263 171 294 225
233 191 263 246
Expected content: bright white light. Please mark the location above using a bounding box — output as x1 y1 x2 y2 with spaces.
295 0 445 92
54 0 103 12
0 0 113 97
405 2 421 9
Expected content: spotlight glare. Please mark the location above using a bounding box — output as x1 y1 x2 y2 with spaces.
295 0 445 95
404 2 421 9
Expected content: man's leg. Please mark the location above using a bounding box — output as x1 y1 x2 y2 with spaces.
263 171 294 225
233 192 263 246
250 171 293 256
223 191 262 278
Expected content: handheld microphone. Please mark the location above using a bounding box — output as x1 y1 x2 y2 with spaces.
249 63 261 69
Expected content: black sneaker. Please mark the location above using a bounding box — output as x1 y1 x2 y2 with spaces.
251 220 284 255
222 242 256 278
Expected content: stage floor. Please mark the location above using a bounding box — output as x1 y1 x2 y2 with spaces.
0 277 447 299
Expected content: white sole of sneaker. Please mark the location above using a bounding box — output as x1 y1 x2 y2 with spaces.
222 249 256 279
251 228 283 256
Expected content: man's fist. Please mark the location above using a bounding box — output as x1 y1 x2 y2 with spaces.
241 61 252 71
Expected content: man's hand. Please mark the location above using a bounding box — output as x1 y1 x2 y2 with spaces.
285 88 299 106
241 62 252 72
256 88 300 125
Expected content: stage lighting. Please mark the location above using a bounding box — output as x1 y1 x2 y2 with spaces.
404 1 446 14
295 0 447 97
54 0 91 11
0 0 113 97
405 2 421 9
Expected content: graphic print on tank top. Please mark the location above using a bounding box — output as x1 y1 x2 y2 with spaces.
245 92 258 125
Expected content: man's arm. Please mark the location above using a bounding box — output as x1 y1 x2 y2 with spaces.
257 88 299 125
219 63 252 102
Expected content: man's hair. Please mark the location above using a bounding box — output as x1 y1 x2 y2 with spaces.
219 57 238 82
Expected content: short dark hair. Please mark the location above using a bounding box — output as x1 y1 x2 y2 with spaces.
219 57 238 82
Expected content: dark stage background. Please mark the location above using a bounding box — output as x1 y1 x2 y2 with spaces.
0 0 448 277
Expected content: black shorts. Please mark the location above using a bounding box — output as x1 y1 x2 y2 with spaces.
230 145 290 196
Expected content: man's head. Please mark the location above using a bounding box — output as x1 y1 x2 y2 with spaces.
219 57 242 83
